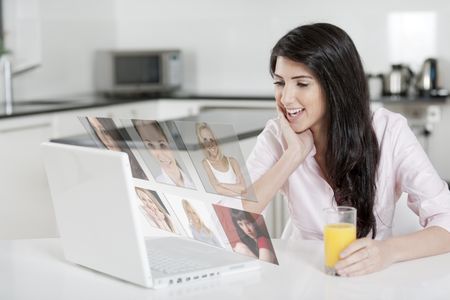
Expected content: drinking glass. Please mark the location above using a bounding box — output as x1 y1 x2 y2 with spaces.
323 206 357 275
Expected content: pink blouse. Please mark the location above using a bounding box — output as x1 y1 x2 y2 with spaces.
246 108 450 240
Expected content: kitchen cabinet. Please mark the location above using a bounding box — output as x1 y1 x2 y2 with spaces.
0 115 56 239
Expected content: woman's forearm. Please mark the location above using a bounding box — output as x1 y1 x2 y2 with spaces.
211 182 241 197
220 182 246 194
242 149 303 214
387 226 450 263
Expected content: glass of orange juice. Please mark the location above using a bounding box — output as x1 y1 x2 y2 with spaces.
323 206 357 275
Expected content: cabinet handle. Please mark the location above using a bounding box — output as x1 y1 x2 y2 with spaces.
0 122 51 133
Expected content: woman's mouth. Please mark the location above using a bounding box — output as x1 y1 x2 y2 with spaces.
285 107 305 122
159 158 172 166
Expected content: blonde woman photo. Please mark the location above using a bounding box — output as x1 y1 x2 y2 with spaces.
181 199 221 247
135 187 176 233
196 122 247 198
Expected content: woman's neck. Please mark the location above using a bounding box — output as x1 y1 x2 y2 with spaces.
312 125 327 158
164 167 184 186
311 125 331 185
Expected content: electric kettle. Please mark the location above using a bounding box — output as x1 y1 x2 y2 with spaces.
381 64 414 96
416 58 438 96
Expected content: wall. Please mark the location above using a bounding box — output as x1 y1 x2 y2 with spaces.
8 0 450 100
114 0 450 96
10 0 117 100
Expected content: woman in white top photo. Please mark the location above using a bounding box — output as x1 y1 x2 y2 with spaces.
133 120 195 189
196 122 247 198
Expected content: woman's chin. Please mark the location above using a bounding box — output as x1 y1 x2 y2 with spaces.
291 124 308 134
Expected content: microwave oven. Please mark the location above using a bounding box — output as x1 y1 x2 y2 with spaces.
94 49 182 96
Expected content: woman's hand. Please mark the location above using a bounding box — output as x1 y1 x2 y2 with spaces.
334 237 396 276
277 109 314 164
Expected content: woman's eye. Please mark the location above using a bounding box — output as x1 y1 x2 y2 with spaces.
297 82 309 87
147 142 156 149
273 81 284 86
160 143 168 149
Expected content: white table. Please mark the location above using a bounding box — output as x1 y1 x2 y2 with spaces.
1 238 449 300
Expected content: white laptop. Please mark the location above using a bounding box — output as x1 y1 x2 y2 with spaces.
41 142 259 289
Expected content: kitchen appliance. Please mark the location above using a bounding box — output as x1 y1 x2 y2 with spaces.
381 64 414 96
94 49 182 97
416 58 437 96
42 142 259 289
415 58 449 97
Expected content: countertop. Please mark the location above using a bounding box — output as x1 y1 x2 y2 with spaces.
2 238 450 300
0 92 447 119
0 93 275 119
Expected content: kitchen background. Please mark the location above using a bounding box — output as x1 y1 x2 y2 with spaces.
2 0 450 239
7 0 450 99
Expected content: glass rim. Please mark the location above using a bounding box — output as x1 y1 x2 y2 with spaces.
323 206 356 214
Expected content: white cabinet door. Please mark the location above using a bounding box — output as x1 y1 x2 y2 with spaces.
0 116 56 239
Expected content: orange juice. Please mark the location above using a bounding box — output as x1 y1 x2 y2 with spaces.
324 223 356 268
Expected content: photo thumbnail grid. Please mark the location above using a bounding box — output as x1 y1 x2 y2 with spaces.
79 116 278 264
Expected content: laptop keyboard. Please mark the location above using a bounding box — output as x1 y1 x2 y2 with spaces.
146 241 214 275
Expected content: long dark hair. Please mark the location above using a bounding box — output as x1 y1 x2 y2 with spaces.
231 210 263 257
270 23 380 238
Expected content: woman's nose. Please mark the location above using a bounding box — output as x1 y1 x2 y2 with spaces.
280 82 298 104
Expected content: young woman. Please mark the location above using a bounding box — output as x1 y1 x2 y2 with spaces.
133 120 195 188
231 210 277 264
86 117 148 180
135 187 175 233
181 199 221 247
196 122 247 198
243 23 450 276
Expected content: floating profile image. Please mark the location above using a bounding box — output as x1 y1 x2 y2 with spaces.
213 204 278 264
181 199 222 247
175 121 256 201
161 193 227 248
132 120 195 189
80 116 148 180
135 187 176 233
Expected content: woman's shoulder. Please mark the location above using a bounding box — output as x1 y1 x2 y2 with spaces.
372 107 410 139
263 117 282 136
255 117 286 150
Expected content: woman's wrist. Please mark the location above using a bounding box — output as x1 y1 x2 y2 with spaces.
284 147 306 166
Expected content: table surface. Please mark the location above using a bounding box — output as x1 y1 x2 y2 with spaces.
1 238 450 300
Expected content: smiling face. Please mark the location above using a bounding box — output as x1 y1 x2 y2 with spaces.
199 127 219 159
273 56 328 135
136 123 178 172
137 189 165 220
88 117 121 151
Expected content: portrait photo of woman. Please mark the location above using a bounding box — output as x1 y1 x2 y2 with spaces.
182 199 221 247
83 116 148 180
161 193 227 247
132 120 195 189
196 122 248 198
174 120 255 201
135 187 176 233
213 204 278 264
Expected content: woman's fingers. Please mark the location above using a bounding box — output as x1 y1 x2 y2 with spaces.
339 237 371 258
334 238 394 277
